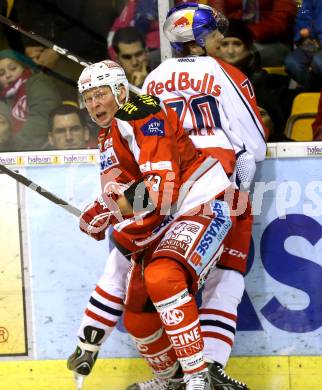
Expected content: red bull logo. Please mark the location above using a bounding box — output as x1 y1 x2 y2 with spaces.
173 12 193 29
173 16 190 28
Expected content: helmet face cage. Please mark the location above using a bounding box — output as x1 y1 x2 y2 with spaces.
78 60 129 107
163 2 228 52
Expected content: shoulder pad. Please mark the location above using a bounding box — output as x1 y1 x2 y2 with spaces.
115 94 161 121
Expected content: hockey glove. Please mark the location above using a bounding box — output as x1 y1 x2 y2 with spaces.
79 193 122 241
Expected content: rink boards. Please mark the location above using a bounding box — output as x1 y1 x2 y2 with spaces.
0 143 322 389
1 357 322 390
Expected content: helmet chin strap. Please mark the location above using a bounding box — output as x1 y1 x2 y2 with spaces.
112 84 129 108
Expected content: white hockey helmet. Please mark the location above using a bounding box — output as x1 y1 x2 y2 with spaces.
163 2 228 52
78 60 129 107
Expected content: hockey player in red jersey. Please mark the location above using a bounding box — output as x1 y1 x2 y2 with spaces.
68 4 266 390
68 59 237 390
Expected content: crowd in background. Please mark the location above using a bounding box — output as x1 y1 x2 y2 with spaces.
0 0 321 152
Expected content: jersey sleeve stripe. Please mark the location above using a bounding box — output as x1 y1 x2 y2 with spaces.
116 118 141 162
219 65 266 143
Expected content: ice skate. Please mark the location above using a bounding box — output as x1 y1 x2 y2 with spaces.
67 341 100 376
208 363 250 389
67 325 105 390
73 371 85 390
184 370 212 390
126 376 184 390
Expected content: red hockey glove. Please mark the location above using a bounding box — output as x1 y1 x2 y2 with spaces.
79 193 122 241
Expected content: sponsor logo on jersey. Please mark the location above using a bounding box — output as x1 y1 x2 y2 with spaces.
155 289 189 311
190 252 202 267
160 308 184 326
139 161 151 173
152 214 175 234
141 117 165 136
188 128 216 136
146 352 175 370
146 72 221 97
138 94 159 107
196 201 231 257
224 247 247 259
136 343 149 353
157 221 202 256
100 147 119 171
174 341 204 358
170 326 201 347
122 101 139 115
181 353 204 369
140 160 172 173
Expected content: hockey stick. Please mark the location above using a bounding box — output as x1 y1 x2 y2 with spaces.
0 14 142 95
0 163 81 217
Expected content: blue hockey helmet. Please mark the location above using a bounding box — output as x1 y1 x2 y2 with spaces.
163 2 228 52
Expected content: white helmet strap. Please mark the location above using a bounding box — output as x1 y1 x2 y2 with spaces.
111 83 129 108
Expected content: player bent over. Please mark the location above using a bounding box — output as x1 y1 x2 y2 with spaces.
68 59 236 389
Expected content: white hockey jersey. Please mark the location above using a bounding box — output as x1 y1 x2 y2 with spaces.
142 56 267 187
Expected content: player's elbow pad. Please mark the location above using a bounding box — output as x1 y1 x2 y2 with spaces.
236 150 257 190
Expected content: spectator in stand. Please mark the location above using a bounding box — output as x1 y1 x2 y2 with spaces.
13 0 117 63
217 19 255 66
47 103 91 150
13 0 119 100
107 0 226 68
112 27 152 88
0 49 61 151
312 88 322 140
22 38 82 101
284 0 322 91
133 0 160 54
0 100 19 151
217 0 297 66
107 0 160 65
218 19 289 140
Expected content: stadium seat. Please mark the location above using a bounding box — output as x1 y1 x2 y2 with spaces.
284 92 320 141
263 66 287 76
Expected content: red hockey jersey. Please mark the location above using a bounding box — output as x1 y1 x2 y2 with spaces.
98 94 232 246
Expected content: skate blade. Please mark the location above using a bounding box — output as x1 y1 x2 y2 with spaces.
73 372 85 390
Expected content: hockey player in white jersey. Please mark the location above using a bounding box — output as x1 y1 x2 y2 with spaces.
131 2 267 389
